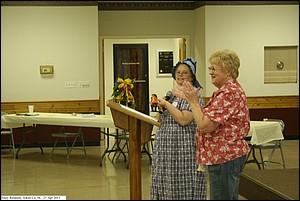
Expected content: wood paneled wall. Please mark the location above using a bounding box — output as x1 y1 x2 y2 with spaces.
203 95 298 109
246 96 299 109
1 99 101 114
1 96 298 114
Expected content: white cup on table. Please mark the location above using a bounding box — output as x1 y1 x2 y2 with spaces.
28 105 34 114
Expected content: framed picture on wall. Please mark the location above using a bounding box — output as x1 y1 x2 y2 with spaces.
157 50 173 77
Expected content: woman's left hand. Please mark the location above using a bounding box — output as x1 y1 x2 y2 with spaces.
173 81 200 103
172 86 186 100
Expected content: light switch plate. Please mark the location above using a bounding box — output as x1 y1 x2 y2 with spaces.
40 65 54 74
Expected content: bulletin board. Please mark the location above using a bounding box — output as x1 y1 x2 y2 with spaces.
157 50 173 77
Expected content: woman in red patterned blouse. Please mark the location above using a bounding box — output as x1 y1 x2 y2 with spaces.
173 49 250 200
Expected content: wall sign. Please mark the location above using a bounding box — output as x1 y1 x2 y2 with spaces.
157 50 173 77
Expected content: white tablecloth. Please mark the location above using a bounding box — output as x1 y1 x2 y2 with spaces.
2 114 284 146
248 121 284 145
1 112 116 129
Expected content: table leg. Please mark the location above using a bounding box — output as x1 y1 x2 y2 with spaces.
99 128 127 166
245 145 261 170
15 124 43 159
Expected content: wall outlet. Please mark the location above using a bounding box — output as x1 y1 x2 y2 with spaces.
64 81 77 88
78 81 90 88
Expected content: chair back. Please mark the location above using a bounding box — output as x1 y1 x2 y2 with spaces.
1 112 10 131
265 119 284 132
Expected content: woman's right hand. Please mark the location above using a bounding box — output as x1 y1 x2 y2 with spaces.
157 98 167 108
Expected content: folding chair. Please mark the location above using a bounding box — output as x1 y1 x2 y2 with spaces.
1 112 16 156
49 127 86 160
256 119 286 169
116 130 152 169
1 128 16 156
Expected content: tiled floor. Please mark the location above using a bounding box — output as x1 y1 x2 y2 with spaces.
1 138 299 200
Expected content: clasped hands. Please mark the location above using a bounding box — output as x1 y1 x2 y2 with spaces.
172 81 200 103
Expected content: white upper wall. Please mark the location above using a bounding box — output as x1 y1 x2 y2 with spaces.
1 5 298 106
201 5 299 96
1 6 99 102
98 10 194 38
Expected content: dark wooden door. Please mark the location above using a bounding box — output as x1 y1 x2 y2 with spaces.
113 44 149 115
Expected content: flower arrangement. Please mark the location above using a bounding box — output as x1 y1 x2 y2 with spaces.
111 77 136 109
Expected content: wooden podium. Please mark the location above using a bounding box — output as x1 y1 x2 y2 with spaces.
106 101 160 200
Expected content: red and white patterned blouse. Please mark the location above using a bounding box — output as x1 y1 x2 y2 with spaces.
196 79 250 165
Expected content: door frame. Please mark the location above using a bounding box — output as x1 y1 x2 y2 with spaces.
100 36 190 115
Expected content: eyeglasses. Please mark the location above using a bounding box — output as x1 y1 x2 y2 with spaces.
176 71 190 76
208 66 221 73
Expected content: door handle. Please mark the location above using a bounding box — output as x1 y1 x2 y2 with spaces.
134 80 146 83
